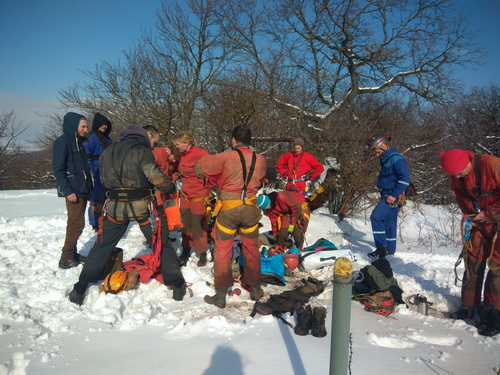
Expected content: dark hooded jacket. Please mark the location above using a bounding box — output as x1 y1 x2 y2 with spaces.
52 112 93 198
100 125 175 222
83 113 113 202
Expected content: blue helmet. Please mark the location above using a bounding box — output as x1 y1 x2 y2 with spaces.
257 195 271 210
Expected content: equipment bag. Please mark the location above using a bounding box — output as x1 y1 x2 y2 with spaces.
360 290 395 316
299 238 356 271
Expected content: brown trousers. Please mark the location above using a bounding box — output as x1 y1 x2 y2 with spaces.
462 225 500 309
60 197 87 261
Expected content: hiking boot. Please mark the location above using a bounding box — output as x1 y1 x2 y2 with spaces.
294 305 312 336
68 283 87 306
204 288 227 308
173 284 187 301
250 285 264 301
59 259 79 269
476 306 500 337
178 247 191 267
368 246 388 259
449 305 474 320
297 277 325 297
311 306 327 338
197 252 207 267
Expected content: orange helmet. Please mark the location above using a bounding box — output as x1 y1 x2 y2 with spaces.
284 253 300 270
102 270 129 294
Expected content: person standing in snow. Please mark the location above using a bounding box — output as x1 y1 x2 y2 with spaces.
69 125 185 305
52 112 93 269
83 112 113 231
194 125 267 308
440 149 500 337
367 136 410 258
276 137 324 203
173 131 213 267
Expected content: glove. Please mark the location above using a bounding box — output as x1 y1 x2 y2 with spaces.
287 224 295 233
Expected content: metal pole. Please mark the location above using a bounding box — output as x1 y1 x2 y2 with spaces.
329 257 354 375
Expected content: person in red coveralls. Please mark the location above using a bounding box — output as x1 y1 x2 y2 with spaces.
174 131 213 267
261 191 309 250
440 149 500 337
195 126 267 308
276 137 324 203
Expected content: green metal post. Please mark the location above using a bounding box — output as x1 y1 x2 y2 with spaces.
329 257 354 375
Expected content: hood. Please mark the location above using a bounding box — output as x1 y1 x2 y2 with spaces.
119 125 151 148
92 112 112 135
62 112 86 137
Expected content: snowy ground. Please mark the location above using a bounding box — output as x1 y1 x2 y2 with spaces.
0 189 498 374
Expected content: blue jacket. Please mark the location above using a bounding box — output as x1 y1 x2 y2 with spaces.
52 112 93 198
83 132 113 175
377 148 410 198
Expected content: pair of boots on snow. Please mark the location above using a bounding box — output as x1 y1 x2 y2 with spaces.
294 305 327 337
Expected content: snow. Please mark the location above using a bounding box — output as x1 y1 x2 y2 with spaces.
0 189 498 374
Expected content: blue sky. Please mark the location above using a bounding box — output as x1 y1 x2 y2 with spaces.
0 0 499 141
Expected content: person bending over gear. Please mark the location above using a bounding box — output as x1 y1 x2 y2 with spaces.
69 125 185 305
440 149 500 337
258 191 310 250
367 136 410 259
194 126 267 308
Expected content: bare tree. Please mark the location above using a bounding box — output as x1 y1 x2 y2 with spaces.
216 0 483 130
447 84 500 155
0 110 27 189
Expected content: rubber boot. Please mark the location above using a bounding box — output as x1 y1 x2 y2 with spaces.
311 306 327 337
69 282 88 306
368 245 388 259
204 288 227 308
104 248 124 276
476 306 500 337
197 252 207 267
449 305 474 320
294 305 312 336
250 285 264 301
178 247 191 267
173 284 187 301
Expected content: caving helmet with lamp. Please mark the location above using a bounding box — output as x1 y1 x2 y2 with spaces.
102 270 129 294
367 136 390 150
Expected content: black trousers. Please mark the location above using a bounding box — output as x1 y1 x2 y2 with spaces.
78 214 184 288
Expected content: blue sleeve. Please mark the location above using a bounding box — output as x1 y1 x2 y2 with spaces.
391 158 410 197
83 137 97 173
52 138 73 196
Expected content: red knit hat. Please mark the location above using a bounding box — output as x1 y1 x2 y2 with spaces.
439 149 470 175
